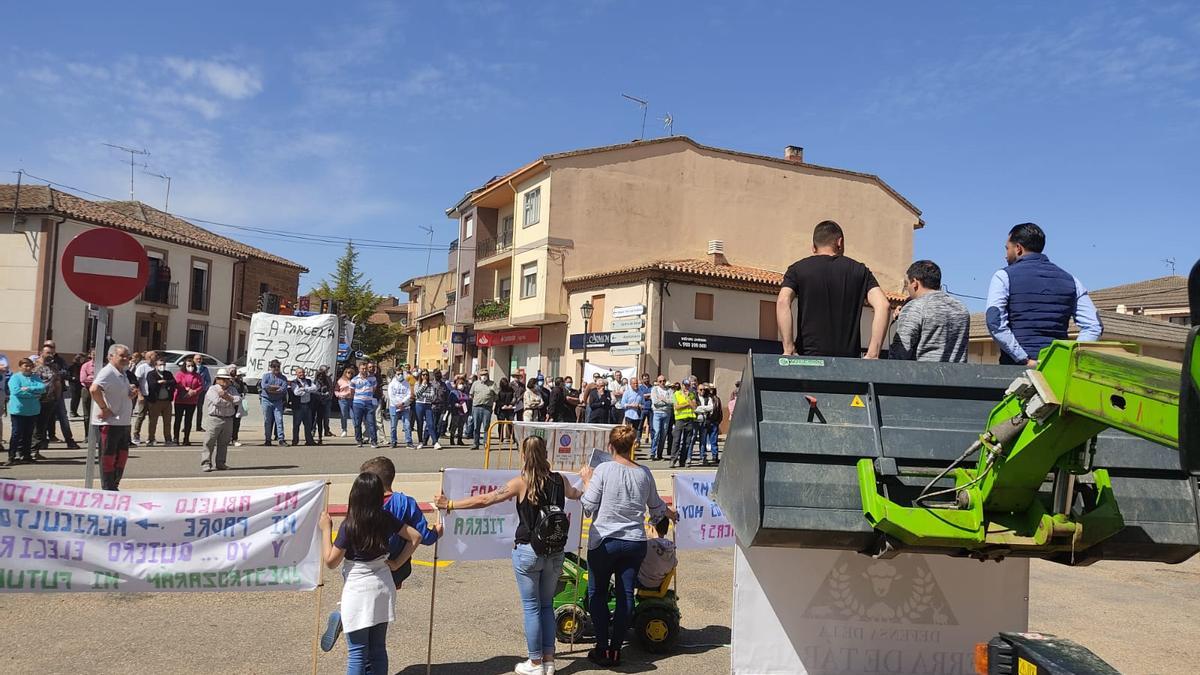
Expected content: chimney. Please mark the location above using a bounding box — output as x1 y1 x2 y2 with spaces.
784 145 804 163
707 240 729 266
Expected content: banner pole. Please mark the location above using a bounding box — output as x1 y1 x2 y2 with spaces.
311 481 331 675
569 464 586 655
425 469 444 675
671 474 678 598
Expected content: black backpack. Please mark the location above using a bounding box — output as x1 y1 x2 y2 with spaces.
530 474 570 556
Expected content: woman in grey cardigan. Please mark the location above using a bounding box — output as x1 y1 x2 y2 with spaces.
579 425 678 667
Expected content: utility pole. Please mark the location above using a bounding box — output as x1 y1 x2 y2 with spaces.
103 143 150 201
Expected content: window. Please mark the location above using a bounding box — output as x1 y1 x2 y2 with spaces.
498 276 512 301
690 358 713 385
1169 316 1190 326
523 188 541 227
142 249 170 305
547 348 561 379
759 300 779 340
464 215 474 240
189 258 210 313
695 292 714 321
186 321 208 353
590 294 606 331
521 262 538 298
134 312 166 353
237 331 247 360
461 272 471 297
259 282 270 295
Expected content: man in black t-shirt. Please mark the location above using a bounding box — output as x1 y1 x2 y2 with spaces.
776 220 892 358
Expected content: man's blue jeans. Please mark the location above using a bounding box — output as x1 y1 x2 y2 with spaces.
261 398 285 442
389 405 412 445
351 401 377 445
650 412 670 459
471 405 492 448
512 543 564 660
587 538 647 652
345 621 388 675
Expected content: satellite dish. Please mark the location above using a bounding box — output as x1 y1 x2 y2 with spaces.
661 113 674 136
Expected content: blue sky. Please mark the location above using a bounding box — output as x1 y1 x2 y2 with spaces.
3 1 1198 308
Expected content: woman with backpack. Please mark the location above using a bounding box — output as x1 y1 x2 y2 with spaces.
434 436 583 675
578 426 679 667
319 472 421 675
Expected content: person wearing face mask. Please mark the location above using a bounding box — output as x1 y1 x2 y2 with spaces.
227 367 247 447
447 377 468 446
291 367 319 447
174 359 207 446
144 357 177 446
314 365 334 443
6 357 47 465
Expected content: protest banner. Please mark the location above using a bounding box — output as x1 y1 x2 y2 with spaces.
511 422 615 472
244 312 339 380
0 479 324 593
438 468 583 561
672 472 735 549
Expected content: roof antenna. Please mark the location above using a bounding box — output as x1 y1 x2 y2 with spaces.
661 112 674 137
142 169 172 211
621 93 648 140
419 225 435 278
1164 257 1177 275
103 142 150 201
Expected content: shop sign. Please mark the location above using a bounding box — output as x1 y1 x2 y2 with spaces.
611 304 645 318
475 327 540 348
569 332 613 349
663 331 782 355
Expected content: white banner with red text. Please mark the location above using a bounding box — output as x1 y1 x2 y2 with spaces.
439 468 584 561
672 472 734 549
0 480 323 593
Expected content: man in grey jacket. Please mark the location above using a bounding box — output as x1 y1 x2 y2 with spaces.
889 260 970 363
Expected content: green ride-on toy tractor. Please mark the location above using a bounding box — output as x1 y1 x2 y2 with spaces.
552 552 681 654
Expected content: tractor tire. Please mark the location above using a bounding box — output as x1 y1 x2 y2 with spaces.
555 605 587 644
633 606 679 653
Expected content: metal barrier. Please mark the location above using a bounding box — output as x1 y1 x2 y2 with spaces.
482 420 518 469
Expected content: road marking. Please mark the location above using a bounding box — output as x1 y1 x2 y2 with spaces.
73 256 139 278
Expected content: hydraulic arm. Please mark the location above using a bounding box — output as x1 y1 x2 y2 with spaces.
858 260 1200 561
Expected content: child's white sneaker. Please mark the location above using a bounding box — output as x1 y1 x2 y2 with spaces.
514 660 543 675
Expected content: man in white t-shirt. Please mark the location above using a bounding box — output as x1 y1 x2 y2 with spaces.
90 344 137 491
132 350 157 444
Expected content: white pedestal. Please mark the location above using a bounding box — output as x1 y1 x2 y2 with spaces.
732 545 1029 675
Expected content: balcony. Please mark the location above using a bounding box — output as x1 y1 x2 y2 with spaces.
140 281 179 308
473 298 510 330
476 230 514 266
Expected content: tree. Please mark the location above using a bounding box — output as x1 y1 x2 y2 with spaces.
310 241 406 363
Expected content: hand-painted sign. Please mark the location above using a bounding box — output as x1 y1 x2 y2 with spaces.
439 469 583 561
672 473 734 549
245 313 339 380
0 480 323 593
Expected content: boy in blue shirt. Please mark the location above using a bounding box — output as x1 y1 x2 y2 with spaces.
321 455 442 651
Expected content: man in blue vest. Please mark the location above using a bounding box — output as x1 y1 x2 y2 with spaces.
985 223 1102 365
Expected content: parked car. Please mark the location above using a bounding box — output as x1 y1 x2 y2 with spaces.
161 350 227 384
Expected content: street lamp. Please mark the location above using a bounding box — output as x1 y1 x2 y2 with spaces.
580 300 594 378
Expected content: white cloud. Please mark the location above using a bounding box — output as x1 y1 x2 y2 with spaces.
22 66 60 85
164 57 262 100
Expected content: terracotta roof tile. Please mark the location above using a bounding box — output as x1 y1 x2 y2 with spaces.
1088 275 1188 311
1 184 307 272
564 258 907 302
969 310 1190 345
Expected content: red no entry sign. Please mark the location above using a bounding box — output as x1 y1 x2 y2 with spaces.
61 228 150 306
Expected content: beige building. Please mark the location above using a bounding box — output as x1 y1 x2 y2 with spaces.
400 271 454 372
1 184 304 361
445 137 922 379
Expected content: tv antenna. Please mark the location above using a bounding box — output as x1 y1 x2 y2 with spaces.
419 225 435 277
103 143 150 201
661 112 674 137
621 93 648 140
1164 257 1177 275
141 169 172 210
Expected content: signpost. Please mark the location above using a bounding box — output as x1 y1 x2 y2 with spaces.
60 228 150 488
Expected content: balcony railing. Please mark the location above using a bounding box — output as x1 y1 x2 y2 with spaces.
445 290 457 305
474 298 510 322
141 281 179 308
477 230 513 259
